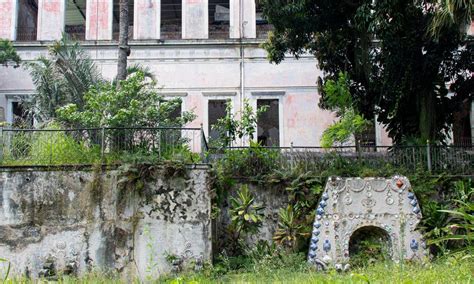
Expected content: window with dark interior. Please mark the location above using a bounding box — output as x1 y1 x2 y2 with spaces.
12 101 32 127
257 99 279 146
208 0 229 39
208 100 228 142
112 0 134 40
65 0 86 40
161 0 182 39
16 0 38 41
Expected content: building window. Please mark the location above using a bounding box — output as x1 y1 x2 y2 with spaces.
65 0 86 40
257 99 279 147
356 121 376 151
256 2 272 39
16 0 38 41
161 0 182 39
113 0 134 40
208 0 229 39
8 101 32 127
208 100 228 142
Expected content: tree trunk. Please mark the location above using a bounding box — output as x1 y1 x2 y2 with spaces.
116 0 130 88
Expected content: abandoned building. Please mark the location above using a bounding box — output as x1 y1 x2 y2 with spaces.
0 0 472 146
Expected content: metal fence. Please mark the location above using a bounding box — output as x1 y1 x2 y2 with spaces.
0 126 472 174
208 144 474 175
0 127 206 166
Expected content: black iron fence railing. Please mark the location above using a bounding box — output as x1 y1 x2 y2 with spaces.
0 126 472 174
207 144 474 175
0 127 206 166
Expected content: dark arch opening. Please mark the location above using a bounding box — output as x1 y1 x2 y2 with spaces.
349 226 392 267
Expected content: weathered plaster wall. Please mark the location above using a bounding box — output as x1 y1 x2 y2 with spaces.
86 0 113 40
133 0 161 40
0 166 211 279
182 0 208 39
37 0 65 40
0 0 17 40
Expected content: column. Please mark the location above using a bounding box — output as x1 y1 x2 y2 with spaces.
229 0 255 39
182 0 208 39
0 0 18 40
86 0 113 40
37 0 65 40
133 0 160 39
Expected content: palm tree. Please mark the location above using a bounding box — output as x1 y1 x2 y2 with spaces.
25 36 103 124
429 0 472 39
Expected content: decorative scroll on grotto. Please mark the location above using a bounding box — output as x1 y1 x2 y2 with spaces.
308 176 427 270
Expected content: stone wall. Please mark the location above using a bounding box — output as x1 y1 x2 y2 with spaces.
215 182 288 250
0 165 211 279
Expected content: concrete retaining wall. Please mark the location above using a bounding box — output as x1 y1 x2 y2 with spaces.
0 165 211 280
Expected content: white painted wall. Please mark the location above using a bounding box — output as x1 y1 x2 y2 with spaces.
0 40 392 146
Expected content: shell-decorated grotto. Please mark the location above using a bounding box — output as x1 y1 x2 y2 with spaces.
308 176 427 270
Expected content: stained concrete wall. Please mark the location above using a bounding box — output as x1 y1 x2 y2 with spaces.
0 40 393 146
0 0 18 40
229 0 256 38
86 0 113 40
133 0 161 40
37 0 65 40
182 0 208 39
0 166 211 279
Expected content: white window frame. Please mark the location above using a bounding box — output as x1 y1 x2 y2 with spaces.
5 94 33 126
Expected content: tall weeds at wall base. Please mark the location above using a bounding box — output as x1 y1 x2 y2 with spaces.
0 258 11 282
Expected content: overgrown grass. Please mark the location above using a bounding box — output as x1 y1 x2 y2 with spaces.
4 254 472 283
161 255 473 284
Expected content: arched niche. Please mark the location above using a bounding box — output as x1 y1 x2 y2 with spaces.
349 225 392 267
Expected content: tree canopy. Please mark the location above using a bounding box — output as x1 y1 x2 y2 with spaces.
261 0 473 143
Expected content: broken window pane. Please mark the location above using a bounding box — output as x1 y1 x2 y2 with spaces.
257 99 279 147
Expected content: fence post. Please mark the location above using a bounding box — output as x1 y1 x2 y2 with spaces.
49 131 53 164
290 142 294 170
200 123 207 163
100 127 105 163
426 140 432 173
357 139 361 160
0 127 3 162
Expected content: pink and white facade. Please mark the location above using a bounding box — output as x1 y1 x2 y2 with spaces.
1 0 397 147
